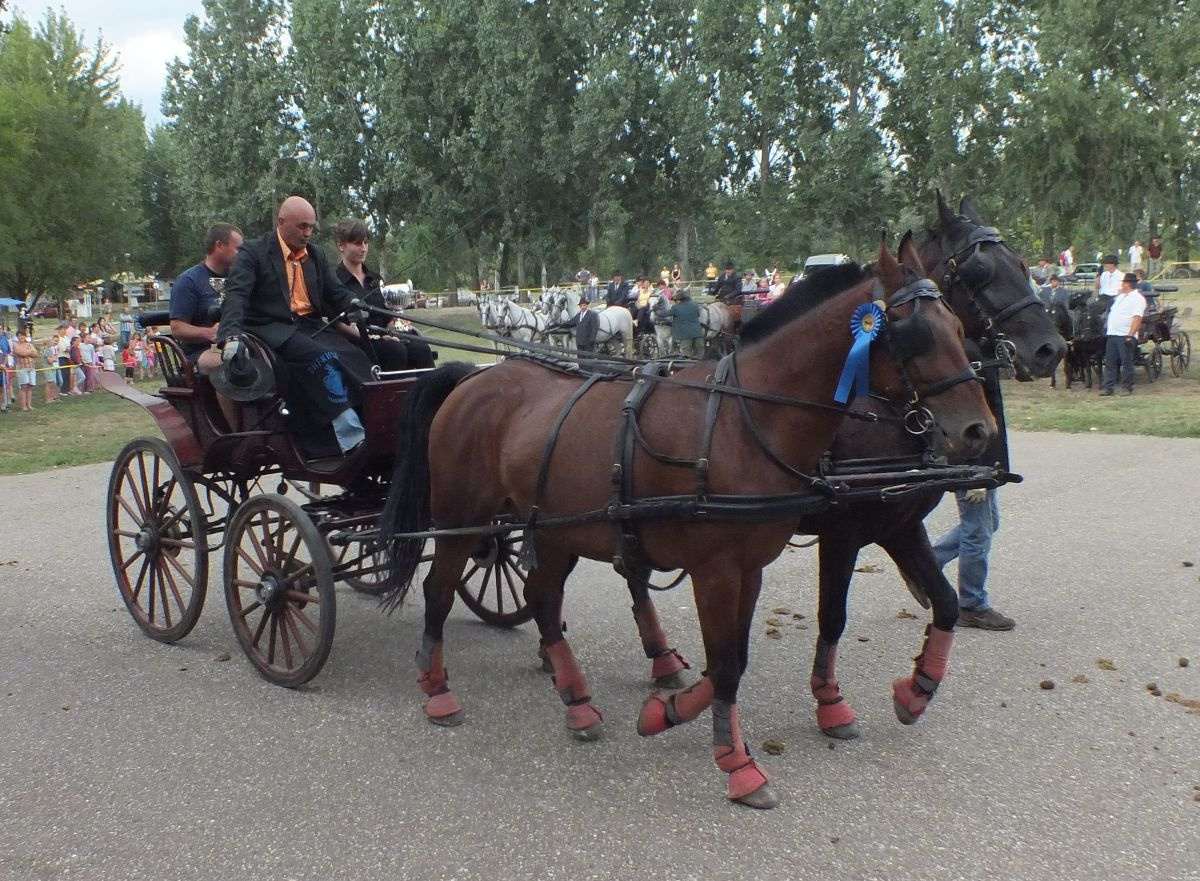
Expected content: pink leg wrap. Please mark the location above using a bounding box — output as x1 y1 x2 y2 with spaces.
637 675 714 736
811 639 857 730
816 700 857 730
416 639 462 721
545 640 602 731
633 603 692 679
892 626 954 722
713 702 771 801
650 649 689 681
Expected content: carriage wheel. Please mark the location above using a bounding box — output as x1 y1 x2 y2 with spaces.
224 494 336 687
1143 343 1162 383
1168 267 1194 280
455 524 534 627
1171 331 1191 376
107 437 209 643
637 334 659 360
330 524 390 596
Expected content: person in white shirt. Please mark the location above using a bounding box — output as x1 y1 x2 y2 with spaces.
1095 256 1122 297
1100 273 1146 396
1128 240 1143 271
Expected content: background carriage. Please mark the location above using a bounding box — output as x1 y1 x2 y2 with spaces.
103 315 532 689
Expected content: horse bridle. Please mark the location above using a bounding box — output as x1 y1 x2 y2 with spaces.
938 223 1043 369
878 277 982 434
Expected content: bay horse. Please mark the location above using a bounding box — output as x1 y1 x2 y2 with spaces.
380 239 995 808
616 194 1066 742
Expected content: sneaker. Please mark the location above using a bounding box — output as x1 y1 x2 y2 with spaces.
1099 390 1114 397
958 607 1015 631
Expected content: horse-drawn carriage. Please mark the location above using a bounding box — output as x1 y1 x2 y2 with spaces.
102 317 529 688
1054 285 1192 387
102 195 1064 809
1137 287 1192 378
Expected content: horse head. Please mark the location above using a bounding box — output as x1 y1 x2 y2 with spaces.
870 237 996 463
920 191 1065 380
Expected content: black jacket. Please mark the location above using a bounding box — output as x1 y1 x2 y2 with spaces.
712 272 743 304
564 308 599 350
217 231 358 349
605 280 630 307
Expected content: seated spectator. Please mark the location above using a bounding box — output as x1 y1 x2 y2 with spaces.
332 218 435 370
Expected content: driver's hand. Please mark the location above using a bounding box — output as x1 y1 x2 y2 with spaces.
964 488 988 504
221 340 240 362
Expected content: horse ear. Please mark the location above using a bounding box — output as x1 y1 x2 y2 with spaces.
876 240 904 290
959 195 984 224
898 230 925 273
936 190 957 227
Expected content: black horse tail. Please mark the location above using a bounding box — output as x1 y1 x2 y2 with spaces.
379 361 479 612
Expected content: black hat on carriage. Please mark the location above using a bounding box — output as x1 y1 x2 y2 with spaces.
1103 254 1118 266
612 268 623 277
578 294 590 305
725 261 735 270
210 346 274 402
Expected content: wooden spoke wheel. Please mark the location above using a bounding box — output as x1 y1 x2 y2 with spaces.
455 526 534 627
107 437 209 643
224 494 336 687
1171 331 1191 376
636 334 659 360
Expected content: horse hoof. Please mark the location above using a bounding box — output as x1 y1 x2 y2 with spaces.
428 710 463 727
734 783 779 810
821 721 861 740
893 696 919 726
653 671 691 691
571 721 603 742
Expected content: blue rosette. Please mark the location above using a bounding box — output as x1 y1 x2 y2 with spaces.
834 302 887 403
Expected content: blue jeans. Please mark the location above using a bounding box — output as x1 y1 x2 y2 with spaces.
1101 335 1136 392
932 489 1000 612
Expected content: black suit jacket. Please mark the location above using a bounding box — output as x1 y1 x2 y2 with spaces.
217 231 358 348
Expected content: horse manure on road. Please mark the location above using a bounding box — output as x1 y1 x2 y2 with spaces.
1097 658 1118 671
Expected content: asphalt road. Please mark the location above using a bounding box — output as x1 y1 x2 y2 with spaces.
1 431 1198 881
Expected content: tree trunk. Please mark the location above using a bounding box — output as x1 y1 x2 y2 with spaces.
1042 225 1055 261
676 211 690 286
1174 170 1190 264
516 242 527 301
587 214 597 251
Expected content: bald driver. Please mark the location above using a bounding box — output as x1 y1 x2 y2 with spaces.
216 195 375 456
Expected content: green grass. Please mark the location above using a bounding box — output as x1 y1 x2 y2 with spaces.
3 295 1198 477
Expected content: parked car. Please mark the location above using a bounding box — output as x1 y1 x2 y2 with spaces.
799 253 850 278
31 302 59 319
1065 262 1100 285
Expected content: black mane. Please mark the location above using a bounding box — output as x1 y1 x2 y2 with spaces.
738 263 868 344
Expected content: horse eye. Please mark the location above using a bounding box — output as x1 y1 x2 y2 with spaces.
958 255 993 286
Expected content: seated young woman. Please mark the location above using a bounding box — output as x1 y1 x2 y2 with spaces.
333 218 435 371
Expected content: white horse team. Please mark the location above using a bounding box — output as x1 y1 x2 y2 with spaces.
475 285 734 358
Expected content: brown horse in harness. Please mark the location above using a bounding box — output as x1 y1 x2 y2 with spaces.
379 239 994 808
614 194 1065 742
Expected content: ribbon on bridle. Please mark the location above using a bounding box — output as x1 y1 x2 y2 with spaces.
834 301 887 403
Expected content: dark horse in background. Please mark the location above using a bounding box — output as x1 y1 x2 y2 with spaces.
1050 292 1110 390
614 193 1065 741
380 240 995 808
